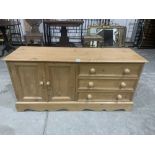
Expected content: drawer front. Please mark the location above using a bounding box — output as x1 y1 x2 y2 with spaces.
79 63 143 77
78 92 133 101
78 79 137 91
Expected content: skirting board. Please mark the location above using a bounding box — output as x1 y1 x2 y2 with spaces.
16 101 133 111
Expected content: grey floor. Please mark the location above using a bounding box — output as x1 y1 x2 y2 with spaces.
0 48 155 135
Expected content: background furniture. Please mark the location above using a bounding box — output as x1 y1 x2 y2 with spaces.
8 19 23 46
24 19 43 46
88 25 126 47
83 35 103 47
134 19 155 48
24 33 43 46
5 47 147 111
0 20 15 57
43 19 84 46
0 30 4 45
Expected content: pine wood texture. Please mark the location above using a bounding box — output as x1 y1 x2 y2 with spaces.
78 78 137 91
78 63 143 77
16 101 133 111
4 47 147 111
4 46 148 63
45 63 76 101
7 62 47 102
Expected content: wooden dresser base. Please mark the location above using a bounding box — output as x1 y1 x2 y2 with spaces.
16 101 133 111
5 47 147 112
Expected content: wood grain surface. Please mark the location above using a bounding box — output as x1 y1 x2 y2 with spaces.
4 46 148 63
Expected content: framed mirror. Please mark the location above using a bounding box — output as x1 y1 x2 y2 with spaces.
88 25 126 47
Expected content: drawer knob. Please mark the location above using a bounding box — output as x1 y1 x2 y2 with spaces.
117 94 123 100
46 81 50 86
87 94 92 100
39 81 44 86
90 68 96 74
120 82 126 88
124 68 130 74
88 81 94 87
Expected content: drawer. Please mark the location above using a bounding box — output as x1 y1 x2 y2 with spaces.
79 63 143 77
78 92 133 101
78 79 137 91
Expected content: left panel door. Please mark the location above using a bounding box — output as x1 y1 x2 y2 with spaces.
8 62 47 102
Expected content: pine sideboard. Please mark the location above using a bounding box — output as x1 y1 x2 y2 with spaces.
4 46 148 111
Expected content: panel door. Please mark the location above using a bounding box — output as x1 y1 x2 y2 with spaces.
8 62 47 102
45 63 76 101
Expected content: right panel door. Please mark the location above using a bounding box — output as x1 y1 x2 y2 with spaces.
45 63 76 101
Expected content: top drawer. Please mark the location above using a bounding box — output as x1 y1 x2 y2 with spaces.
78 63 143 77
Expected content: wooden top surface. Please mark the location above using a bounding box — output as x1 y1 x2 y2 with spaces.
4 46 148 63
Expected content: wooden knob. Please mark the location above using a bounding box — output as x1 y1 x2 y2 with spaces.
88 81 94 88
117 94 122 100
90 68 96 74
124 68 130 74
46 81 50 86
39 81 44 85
87 94 92 99
120 82 126 88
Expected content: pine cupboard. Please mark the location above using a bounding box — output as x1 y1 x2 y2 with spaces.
4 47 148 111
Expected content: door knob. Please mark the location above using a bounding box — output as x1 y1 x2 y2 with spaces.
124 68 130 74
88 81 94 88
117 94 123 100
120 82 126 88
39 81 44 86
87 94 92 100
46 81 50 86
90 68 96 74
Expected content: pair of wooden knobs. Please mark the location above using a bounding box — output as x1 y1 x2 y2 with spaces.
87 94 123 100
88 81 127 88
39 81 50 86
89 68 131 74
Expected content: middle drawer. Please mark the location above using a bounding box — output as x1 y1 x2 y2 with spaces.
78 78 137 91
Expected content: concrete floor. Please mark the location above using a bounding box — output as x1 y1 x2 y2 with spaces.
0 48 155 135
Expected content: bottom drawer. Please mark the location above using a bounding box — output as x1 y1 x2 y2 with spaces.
78 92 133 101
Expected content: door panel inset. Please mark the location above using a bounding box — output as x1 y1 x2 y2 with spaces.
46 63 75 101
9 62 47 102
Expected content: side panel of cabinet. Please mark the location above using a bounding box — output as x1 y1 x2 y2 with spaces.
45 63 76 101
7 62 47 102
